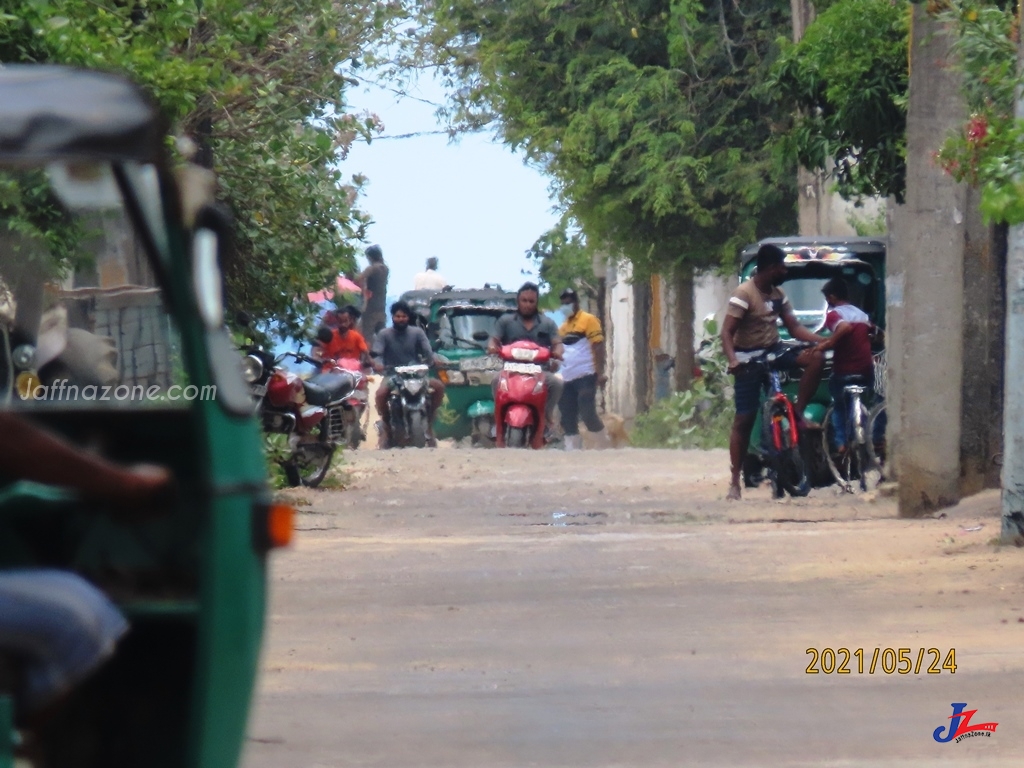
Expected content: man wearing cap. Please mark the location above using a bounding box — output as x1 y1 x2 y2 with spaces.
354 244 389 340
557 288 611 450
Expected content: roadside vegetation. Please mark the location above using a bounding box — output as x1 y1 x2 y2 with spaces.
630 319 734 449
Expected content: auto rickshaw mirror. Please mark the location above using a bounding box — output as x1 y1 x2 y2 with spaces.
46 162 120 209
192 227 223 330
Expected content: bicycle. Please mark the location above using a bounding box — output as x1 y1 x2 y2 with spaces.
821 377 882 492
742 345 812 499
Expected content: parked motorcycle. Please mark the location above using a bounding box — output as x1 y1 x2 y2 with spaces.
311 328 370 451
239 335 362 486
493 340 552 449
383 364 434 449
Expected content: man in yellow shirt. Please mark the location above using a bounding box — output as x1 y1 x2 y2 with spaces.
558 288 611 450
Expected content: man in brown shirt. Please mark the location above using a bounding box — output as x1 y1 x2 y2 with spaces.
720 244 825 500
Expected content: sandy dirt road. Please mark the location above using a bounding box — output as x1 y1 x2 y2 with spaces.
243 447 1024 768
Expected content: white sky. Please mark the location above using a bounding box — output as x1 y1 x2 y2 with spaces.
340 77 561 302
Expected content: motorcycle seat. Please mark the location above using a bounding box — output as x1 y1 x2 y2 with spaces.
304 371 355 405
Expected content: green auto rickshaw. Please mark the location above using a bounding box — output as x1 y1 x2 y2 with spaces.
0 66 282 767
737 236 887 488
429 288 516 446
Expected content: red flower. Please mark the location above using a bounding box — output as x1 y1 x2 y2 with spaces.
966 115 988 143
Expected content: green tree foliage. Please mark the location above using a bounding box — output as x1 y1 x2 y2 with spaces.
1 0 407 332
526 215 601 307
768 0 910 202
418 0 798 275
935 1 1024 224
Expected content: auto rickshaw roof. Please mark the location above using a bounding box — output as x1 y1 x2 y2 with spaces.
436 302 514 316
740 236 886 270
0 65 165 163
430 288 517 306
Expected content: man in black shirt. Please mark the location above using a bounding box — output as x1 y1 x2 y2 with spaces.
371 301 445 447
488 282 565 436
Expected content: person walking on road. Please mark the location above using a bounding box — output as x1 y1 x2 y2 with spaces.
413 257 448 292
355 244 389 340
557 288 611 450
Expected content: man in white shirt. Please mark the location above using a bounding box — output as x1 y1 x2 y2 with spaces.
413 257 448 291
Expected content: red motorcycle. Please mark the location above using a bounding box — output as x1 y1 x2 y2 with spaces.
494 340 553 449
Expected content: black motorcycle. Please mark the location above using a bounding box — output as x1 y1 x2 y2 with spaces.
384 364 433 449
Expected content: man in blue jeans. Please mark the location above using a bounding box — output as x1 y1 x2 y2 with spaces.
815 277 878 450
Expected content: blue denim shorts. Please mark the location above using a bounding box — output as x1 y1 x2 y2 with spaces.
732 344 802 416
0 570 128 711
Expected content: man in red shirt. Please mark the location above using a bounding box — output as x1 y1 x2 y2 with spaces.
315 305 371 370
815 277 877 450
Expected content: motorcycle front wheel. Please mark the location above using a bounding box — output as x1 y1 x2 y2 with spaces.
505 425 528 448
409 410 428 449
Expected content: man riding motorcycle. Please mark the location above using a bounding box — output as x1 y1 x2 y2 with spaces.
314 304 372 372
370 301 445 448
487 282 564 441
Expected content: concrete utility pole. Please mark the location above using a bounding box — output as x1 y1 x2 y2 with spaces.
888 7 968 516
1000 30 1024 542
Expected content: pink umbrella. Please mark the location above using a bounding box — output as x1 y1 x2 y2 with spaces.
307 275 362 304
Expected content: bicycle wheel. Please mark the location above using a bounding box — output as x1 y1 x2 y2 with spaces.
761 399 809 498
867 401 887 477
847 397 880 493
821 406 854 489
823 401 881 492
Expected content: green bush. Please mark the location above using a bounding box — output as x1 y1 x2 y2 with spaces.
630 318 735 449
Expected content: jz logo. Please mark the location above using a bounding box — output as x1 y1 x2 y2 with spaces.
933 703 998 743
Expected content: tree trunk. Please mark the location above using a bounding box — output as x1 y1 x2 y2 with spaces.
673 265 695 392
633 278 652 413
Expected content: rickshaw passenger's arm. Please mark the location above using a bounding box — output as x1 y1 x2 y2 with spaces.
0 413 169 503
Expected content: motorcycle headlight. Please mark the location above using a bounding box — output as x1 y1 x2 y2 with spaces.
532 378 545 395
242 354 264 383
404 379 425 395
